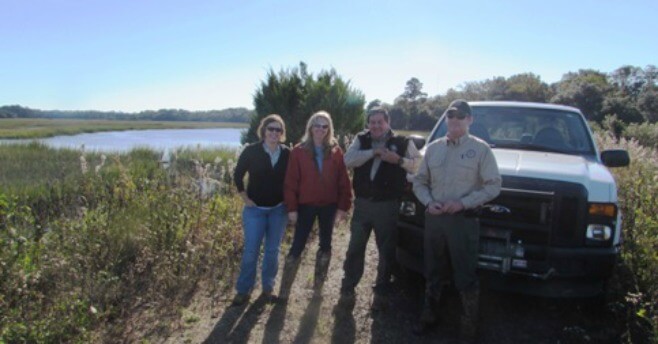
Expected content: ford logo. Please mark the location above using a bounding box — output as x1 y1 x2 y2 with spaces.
486 204 512 214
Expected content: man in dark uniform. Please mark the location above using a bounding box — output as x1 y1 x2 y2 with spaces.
340 106 420 311
412 100 501 341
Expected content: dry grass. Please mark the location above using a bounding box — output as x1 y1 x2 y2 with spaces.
0 118 246 139
0 144 244 343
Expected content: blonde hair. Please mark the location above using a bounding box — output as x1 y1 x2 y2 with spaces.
257 114 286 142
300 110 338 152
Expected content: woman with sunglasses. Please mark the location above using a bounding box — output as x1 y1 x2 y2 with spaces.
279 110 352 298
232 114 290 306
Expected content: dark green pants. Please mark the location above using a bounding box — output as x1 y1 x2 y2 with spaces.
424 213 479 295
341 198 400 291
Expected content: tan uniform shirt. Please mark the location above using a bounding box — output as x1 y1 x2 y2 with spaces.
413 134 501 209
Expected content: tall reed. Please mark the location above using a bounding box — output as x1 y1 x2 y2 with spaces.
1 143 245 342
596 131 658 343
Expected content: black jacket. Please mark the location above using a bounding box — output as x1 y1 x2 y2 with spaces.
233 142 290 207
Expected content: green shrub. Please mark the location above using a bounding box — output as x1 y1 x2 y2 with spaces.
596 131 658 342
623 122 658 150
0 145 244 343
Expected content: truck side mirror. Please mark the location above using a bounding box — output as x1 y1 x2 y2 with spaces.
409 135 426 150
601 149 630 167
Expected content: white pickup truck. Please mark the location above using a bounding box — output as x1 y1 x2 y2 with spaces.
396 101 630 297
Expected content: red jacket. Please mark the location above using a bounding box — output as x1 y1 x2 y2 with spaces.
284 144 352 212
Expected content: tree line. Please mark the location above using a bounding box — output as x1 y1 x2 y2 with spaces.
3 63 655 144
0 106 252 123
383 65 658 131
245 63 657 145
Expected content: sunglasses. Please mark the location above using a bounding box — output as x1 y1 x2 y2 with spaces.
266 127 283 133
446 112 468 120
313 124 329 129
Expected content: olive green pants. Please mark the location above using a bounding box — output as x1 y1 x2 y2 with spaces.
424 213 479 295
341 198 400 292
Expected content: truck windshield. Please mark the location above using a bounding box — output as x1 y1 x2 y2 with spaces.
429 106 596 156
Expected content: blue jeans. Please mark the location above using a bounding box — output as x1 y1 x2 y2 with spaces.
288 204 337 258
236 203 287 294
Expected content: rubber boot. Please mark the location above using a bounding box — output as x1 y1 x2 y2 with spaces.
278 255 300 300
313 250 331 290
459 288 479 344
413 287 441 335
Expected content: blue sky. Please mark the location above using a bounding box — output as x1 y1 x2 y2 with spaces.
1 0 656 112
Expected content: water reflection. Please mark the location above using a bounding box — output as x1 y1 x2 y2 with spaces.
0 128 245 152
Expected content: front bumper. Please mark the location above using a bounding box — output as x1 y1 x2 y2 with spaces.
396 221 618 297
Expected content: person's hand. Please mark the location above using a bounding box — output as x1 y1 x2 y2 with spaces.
426 201 444 215
380 150 401 164
288 212 298 226
441 200 464 214
335 209 347 223
240 193 256 207
373 147 387 157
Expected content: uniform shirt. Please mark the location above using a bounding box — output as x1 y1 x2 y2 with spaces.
413 134 501 210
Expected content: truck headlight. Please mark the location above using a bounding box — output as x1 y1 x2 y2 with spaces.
400 200 417 216
586 203 616 246
586 224 612 241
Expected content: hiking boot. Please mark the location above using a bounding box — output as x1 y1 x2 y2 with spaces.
230 293 250 307
412 303 438 335
313 250 331 289
459 288 480 344
413 287 442 335
261 290 278 303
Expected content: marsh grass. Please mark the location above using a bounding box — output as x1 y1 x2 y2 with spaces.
1 130 656 342
0 118 247 139
596 131 658 343
0 143 244 342
623 122 658 150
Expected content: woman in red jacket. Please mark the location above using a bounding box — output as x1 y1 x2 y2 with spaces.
281 110 352 295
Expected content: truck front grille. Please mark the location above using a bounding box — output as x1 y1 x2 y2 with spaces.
476 176 588 275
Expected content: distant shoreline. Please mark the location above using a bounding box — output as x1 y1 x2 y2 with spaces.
0 118 248 139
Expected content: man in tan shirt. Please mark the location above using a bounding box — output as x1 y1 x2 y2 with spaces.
412 100 501 341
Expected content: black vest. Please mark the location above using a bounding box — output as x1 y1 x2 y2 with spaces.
352 131 408 201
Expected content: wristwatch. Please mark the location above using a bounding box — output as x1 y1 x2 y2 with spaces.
397 156 404 166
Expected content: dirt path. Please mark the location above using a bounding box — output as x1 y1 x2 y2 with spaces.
161 222 622 344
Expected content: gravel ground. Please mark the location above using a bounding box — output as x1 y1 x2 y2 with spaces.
161 221 622 344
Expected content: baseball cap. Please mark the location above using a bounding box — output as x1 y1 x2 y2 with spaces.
445 99 472 117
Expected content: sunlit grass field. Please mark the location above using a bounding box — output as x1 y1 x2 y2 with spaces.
1 142 244 342
0 118 247 139
0 129 655 342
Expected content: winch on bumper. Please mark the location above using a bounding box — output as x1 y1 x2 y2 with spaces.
396 176 621 298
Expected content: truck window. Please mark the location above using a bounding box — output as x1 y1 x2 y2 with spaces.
429 106 596 157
